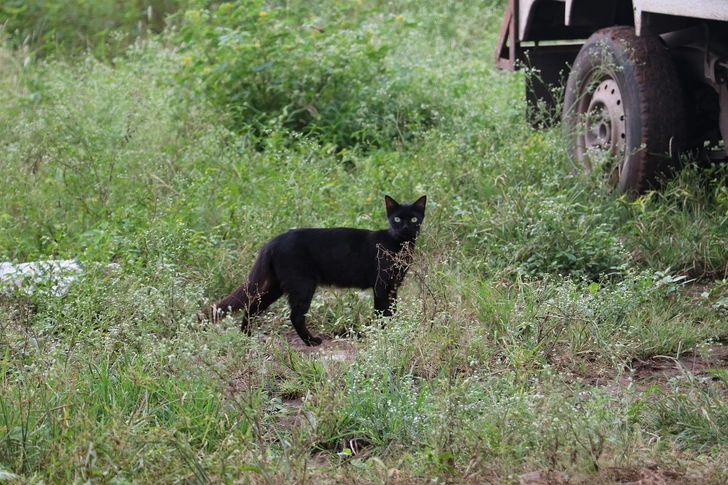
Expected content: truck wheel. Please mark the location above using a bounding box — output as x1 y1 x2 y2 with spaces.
562 26 686 196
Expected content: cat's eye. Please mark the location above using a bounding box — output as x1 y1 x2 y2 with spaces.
411 217 418 223
394 217 401 223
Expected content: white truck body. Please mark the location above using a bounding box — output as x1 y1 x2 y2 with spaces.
496 0 728 193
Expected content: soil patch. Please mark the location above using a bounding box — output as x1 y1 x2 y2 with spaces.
279 329 357 361
623 344 728 392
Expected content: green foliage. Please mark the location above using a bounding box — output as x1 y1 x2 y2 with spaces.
0 0 182 58
484 188 631 279
0 44 204 261
174 0 448 148
624 163 728 278
645 371 728 449
3 0 728 482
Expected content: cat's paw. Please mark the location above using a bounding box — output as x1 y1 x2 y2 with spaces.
304 336 323 346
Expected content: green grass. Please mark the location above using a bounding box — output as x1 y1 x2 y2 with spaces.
2 0 728 482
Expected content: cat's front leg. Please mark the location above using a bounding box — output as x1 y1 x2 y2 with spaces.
291 313 323 346
373 285 398 318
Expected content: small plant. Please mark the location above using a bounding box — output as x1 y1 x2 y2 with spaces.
644 370 728 449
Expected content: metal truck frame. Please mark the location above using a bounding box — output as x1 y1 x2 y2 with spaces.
495 0 728 195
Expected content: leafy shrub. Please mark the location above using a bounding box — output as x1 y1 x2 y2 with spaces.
174 0 438 148
624 163 728 278
477 188 631 279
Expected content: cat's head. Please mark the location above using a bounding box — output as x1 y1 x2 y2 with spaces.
385 195 427 241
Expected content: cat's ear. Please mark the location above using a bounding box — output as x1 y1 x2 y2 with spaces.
412 195 427 211
384 195 400 214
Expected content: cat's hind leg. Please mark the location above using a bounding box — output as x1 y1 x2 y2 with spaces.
241 282 283 333
287 281 322 346
204 242 282 330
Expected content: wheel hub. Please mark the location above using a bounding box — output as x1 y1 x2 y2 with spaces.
583 78 626 163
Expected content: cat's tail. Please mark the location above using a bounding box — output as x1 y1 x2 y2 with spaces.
201 241 277 324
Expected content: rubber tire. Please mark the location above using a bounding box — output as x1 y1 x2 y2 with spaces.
562 26 686 196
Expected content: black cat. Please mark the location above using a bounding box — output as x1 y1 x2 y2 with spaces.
202 195 427 346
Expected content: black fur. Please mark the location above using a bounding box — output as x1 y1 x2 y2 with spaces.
203 195 427 346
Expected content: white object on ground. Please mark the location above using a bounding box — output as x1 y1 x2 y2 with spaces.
0 259 84 297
